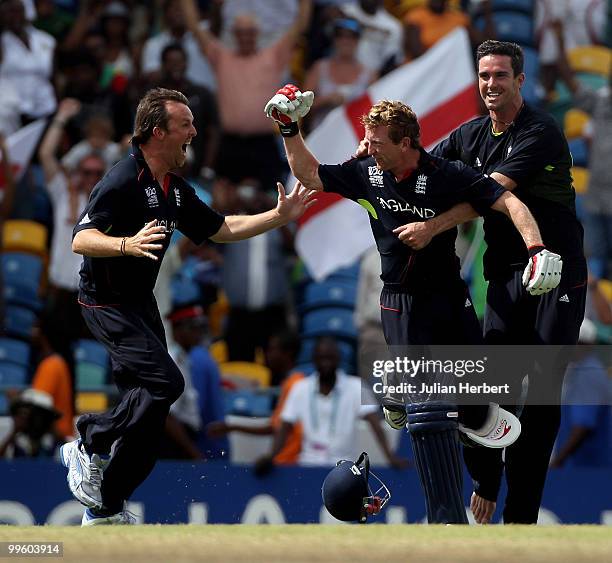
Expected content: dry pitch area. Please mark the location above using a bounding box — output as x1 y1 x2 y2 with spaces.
0 525 611 563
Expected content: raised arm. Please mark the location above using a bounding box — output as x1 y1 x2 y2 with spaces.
210 181 315 242
180 0 222 64
39 98 81 183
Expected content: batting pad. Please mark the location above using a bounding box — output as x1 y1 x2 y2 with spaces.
407 401 468 524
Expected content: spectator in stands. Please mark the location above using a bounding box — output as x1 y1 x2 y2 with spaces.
32 0 75 43
162 303 229 459
38 98 104 345
355 246 385 380
536 0 607 99
98 2 134 92
141 0 217 92
341 0 403 74
255 336 407 470
31 314 75 441
180 0 312 192
220 181 293 361
59 49 133 142
0 389 62 459
0 132 16 328
207 332 305 465
61 113 123 173
559 53 612 280
550 323 612 467
220 0 300 48
142 43 220 178
0 0 57 124
303 18 374 129
403 0 491 54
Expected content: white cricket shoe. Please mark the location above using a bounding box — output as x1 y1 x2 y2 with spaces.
60 439 109 509
459 403 521 448
81 507 137 526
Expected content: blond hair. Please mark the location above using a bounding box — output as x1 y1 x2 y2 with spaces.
361 100 421 148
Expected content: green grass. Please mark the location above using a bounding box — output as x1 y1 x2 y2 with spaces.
0 525 611 563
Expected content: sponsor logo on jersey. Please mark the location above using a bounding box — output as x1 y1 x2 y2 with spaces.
376 197 435 219
174 187 181 207
368 165 384 188
415 174 427 194
507 145 512 156
78 213 90 225
475 157 482 168
559 294 569 303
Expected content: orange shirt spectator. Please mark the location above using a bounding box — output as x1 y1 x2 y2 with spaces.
32 354 74 439
270 371 304 464
404 2 469 51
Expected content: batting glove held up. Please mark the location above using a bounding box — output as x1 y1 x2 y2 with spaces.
522 246 563 295
264 84 314 137
383 405 407 430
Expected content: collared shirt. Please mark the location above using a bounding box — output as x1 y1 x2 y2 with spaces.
432 103 586 279
280 371 378 466
73 143 225 305
319 150 504 291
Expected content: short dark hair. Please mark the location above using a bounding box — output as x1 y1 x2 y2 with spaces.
476 40 524 77
132 88 189 145
161 42 186 65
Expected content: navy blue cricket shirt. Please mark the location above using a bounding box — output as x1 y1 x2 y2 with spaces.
73 143 225 305
318 150 505 291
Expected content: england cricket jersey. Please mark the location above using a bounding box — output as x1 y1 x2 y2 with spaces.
318 150 505 292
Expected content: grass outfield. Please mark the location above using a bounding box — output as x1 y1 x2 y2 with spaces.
1 525 611 563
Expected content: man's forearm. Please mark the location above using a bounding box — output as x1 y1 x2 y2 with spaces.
283 134 323 191
212 209 285 243
428 203 478 236
500 196 544 248
72 229 123 257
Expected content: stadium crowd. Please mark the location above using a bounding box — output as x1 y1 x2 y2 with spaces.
0 0 611 478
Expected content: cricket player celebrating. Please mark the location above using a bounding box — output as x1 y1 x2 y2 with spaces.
265 85 562 523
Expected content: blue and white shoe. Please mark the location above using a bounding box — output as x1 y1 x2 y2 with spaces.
60 439 109 510
81 507 137 527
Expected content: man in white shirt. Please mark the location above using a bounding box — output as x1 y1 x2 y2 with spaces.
341 0 403 74
257 336 407 468
141 0 216 92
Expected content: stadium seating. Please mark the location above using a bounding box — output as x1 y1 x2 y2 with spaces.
472 0 534 15
0 338 30 367
568 138 589 168
76 392 108 413
223 389 273 417
298 280 357 313
564 108 591 139
2 220 48 256
475 12 535 47
1 252 44 311
4 305 37 340
571 167 590 194
0 363 28 388
301 307 358 341
567 46 612 77
73 339 110 391
0 393 8 415
220 362 271 388
297 337 356 372
521 47 540 105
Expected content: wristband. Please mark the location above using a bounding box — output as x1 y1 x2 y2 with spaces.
120 237 127 256
278 121 299 138
528 245 546 257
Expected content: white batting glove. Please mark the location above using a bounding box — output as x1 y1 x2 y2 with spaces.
383 406 407 430
522 246 563 295
264 84 314 136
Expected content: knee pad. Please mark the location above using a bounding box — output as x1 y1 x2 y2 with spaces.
407 401 468 524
